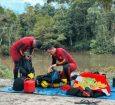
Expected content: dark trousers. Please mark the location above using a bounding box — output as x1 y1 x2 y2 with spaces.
13 61 20 79
60 63 77 82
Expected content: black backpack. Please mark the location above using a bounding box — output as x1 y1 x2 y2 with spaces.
13 77 24 91
36 69 61 87
19 58 35 77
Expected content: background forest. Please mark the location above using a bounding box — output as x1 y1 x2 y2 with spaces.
0 0 115 55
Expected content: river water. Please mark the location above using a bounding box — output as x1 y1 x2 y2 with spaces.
1 51 115 76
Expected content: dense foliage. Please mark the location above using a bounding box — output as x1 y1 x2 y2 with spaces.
0 64 12 78
0 0 115 55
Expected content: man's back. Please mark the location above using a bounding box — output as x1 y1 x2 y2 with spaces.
53 48 77 64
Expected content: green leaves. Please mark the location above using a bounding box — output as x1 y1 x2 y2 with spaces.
0 1 115 54
0 7 20 55
0 64 12 78
96 0 112 12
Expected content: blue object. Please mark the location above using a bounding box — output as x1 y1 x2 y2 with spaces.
99 85 115 100
0 87 23 93
0 85 115 100
51 69 60 82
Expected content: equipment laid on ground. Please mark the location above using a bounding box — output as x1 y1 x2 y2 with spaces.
24 79 35 93
36 68 68 88
64 72 111 98
41 80 49 88
13 77 24 91
19 58 35 78
36 68 62 88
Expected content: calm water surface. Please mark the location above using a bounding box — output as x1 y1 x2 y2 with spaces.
1 51 115 75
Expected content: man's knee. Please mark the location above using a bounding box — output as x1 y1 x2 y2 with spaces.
70 70 77 77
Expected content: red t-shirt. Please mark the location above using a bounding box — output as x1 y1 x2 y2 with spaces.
52 48 77 65
10 37 35 61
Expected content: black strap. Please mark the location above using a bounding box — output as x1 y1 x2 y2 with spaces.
29 48 33 55
17 43 25 52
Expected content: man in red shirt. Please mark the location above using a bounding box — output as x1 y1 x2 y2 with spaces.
46 44 77 84
10 37 42 79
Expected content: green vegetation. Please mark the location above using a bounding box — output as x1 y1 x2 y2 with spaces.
0 0 115 55
0 64 12 78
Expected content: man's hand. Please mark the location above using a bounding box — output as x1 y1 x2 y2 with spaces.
51 64 57 68
28 55 32 59
25 55 32 60
48 64 56 73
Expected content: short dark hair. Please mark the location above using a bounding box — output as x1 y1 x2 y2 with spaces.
45 44 54 50
36 40 42 49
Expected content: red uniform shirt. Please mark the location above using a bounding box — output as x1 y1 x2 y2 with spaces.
52 48 77 65
10 37 35 61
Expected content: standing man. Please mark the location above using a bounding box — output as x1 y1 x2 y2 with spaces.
46 44 77 84
10 37 42 79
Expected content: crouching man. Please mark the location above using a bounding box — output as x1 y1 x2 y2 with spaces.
46 44 78 84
